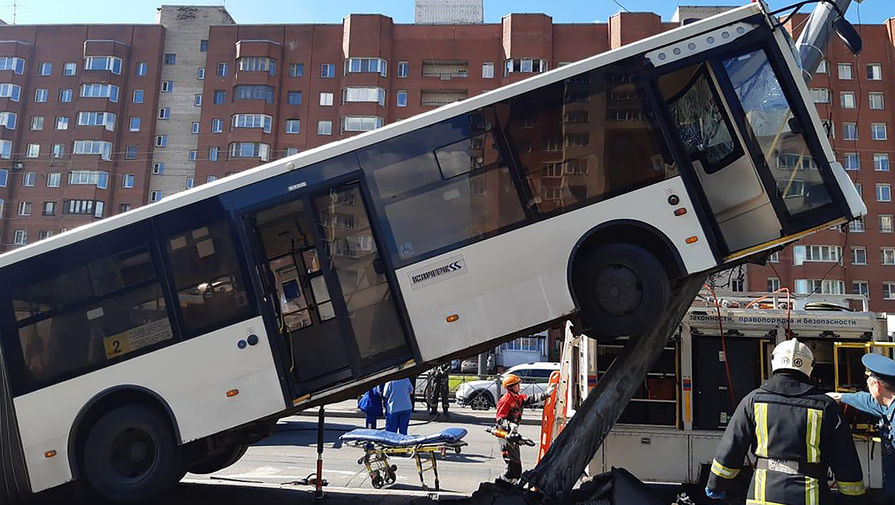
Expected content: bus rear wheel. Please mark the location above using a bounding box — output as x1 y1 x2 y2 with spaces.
574 243 670 338
82 404 183 503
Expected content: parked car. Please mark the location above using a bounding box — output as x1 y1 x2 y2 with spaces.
454 362 560 410
460 358 478 373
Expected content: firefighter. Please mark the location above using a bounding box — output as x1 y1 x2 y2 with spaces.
425 363 451 416
828 353 895 504
494 373 553 484
706 339 865 504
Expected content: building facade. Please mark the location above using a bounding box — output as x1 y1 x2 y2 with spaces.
0 5 892 311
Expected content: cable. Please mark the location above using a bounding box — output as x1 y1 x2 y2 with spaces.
608 0 630 13
704 283 737 409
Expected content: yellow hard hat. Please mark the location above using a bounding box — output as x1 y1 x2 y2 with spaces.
502 373 521 388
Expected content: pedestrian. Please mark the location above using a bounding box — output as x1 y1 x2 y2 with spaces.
383 377 414 435
358 385 383 429
494 373 553 485
706 339 865 504
426 364 451 416
829 352 895 504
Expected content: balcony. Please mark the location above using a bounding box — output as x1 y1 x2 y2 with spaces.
422 60 468 80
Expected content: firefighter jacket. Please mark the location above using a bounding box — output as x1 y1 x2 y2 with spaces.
707 372 865 505
496 390 547 429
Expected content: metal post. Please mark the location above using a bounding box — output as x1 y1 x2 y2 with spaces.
315 406 325 499
477 352 487 376
523 275 706 501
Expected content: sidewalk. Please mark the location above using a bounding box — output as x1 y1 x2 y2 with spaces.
294 399 542 426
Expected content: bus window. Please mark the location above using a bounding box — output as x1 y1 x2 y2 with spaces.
722 49 832 216
164 221 252 335
502 64 677 215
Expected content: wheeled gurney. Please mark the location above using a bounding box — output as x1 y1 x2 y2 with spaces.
340 427 468 490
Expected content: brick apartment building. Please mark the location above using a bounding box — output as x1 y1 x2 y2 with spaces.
0 4 892 313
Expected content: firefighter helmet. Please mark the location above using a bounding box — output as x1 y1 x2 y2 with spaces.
771 338 815 377
502 374 521 388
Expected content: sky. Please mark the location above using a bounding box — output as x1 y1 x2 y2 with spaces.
0 0 889 26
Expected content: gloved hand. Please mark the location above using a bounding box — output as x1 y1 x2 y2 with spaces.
705 487 725 500
546 383 557 396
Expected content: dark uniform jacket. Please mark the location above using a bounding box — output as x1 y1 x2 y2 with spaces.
707 372 865 505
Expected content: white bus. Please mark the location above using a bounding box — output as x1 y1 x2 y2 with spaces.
0 2 864 502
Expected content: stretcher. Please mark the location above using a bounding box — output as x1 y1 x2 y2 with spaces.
340 427 468 490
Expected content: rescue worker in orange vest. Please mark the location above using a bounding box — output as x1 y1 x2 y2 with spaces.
706 339 866 504
495 373 554 484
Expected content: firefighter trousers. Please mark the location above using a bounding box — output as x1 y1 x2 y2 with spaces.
501 440 522 481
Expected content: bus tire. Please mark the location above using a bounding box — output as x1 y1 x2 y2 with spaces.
574 242 670 338
188 444 249 474
82 404 183 503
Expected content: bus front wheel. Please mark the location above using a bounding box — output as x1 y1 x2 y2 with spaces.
82 404 183 503
574 243 670 338
188 444 249 474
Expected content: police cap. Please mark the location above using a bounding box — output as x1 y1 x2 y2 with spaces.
862 353 895 385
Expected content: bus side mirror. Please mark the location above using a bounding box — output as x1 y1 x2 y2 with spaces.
833 16 862 56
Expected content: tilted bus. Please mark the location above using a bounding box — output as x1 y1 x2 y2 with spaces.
0 2 865 502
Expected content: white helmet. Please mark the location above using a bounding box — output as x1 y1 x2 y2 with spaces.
771 338 814 377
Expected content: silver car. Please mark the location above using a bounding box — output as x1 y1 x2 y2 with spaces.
454 362 559 410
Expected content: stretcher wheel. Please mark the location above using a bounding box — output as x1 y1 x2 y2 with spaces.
384 470 396 485
454 446 462 454
372 474 385 489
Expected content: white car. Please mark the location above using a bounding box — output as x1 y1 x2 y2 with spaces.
454 362 560 410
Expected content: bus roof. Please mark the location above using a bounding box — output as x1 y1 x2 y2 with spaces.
0 2 763 269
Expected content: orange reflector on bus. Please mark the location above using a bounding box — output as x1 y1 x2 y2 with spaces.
446 314 459 323
44 450 56 459
226 389 239 398
674 208 687 216
685 236 699 244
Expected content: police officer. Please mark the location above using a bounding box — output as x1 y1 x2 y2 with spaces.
706 339 865 504
829 352 895 504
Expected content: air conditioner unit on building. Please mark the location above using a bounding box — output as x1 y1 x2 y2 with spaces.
12 161 23 170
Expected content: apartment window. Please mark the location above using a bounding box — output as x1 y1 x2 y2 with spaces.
76 112 116 131
0 140 9 159
287 91 302 105
286 148 299 156
237 57 276 75
792 244 842 265
211 118 223 133
234 85 274 103
217 63 228 76
42 201 56 216
320 92 334 106
199 39 208 52
149 191 161 202
161 80 173 93
504 58 549 76
232 113 272 133
482 62 494 79
85 56 122 74
186 177 194 189
133 89 144 104
0 57 24 75
884 283 895 300
197 67 205 80
317 120 332 136
73 141 112 160
51 144 64 159
194 94 202 107
17 201 30 216
767 277 781 292
855 183 863 197
155 135 167 148
397 90 407 107
25 144 39 159
809 88 830 103
816 60 828 73
128 117 140 132
206 176 217 183
875 153 890 171
346 57 387 77
55 116 68 130
341 116 383 132
867 63 882 80
840 91 855 109
22 172 36 186
213 90 225 104
119 204 131 213
46 173 60 187
188 149 197 161
0 112 15 129
34 88 47 102
38 61 51 75
191 122 199 134
80 83 118 102
870 92 885 110
158 108 170 120
124 145 137 160
13 230 25 245
877 184 891 202
30 116 43 131
852 247 867 264
289 63 304 77
794 279 845 295
209 146 219 162
285 119 300 134
397 61 408 78
0 83 21 102
343 87 385 106
883 248 895 265
881 215 894 233
838 63 853 80
63 62 76 76
164 53 176 65
68 170 108 189
872 123 888 140
0 169 6 187
228 142 270 161
768 252 780 263
122 174 134 188
136 62 147 76
152 162 165 175
853 280 869 296
321 63 335 78
843 122 857 140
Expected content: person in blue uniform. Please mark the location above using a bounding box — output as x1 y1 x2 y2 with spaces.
829 352 895 504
